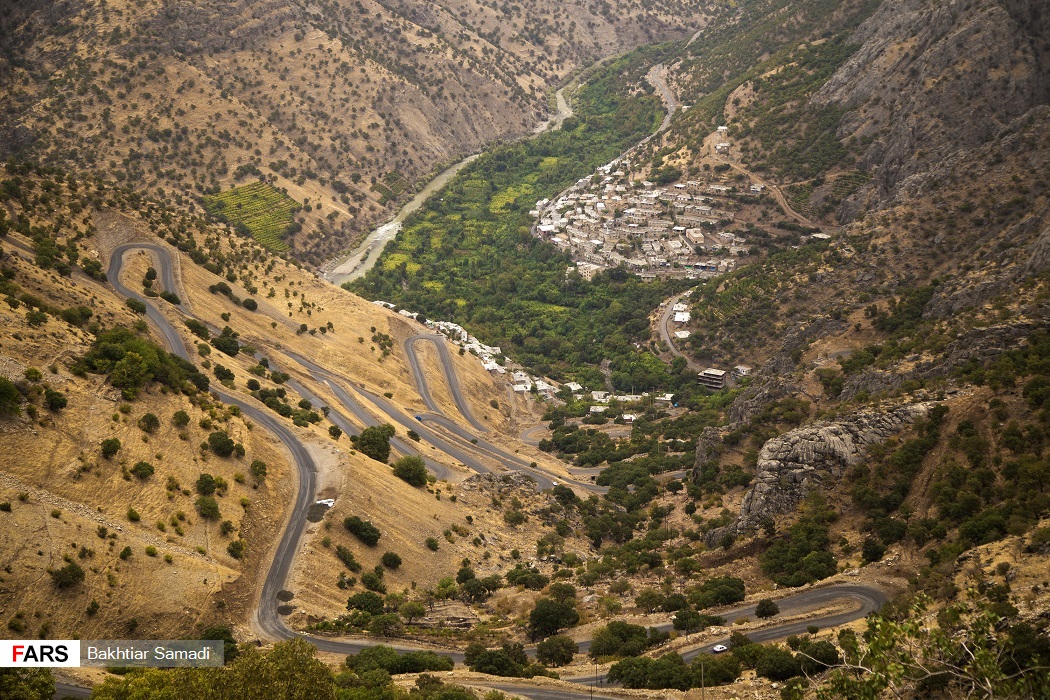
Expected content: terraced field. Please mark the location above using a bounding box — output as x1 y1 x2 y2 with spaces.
203 182 299 251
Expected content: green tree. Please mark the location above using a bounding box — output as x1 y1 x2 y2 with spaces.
819 593 1050 699
49 561 85 589
208 431 236 457
755 598 780 619
348 591 385 615
100 438 121 459
0 378 21 417
196 496 220 520
358 424 395 462
0 668 54 700
392 455 428 486
137 412 160 433
130 462 155 480
635 588 665 613
381 552 402 569
399 601 426 624
536 634 578 666
528 597 580 640
344 516 381 546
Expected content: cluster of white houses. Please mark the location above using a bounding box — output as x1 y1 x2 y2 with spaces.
531 159 756 280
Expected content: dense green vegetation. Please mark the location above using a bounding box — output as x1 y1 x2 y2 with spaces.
74 327 210 399
203 182 299 252
349 54 691 386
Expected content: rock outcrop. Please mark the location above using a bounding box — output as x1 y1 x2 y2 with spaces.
732 403 932 533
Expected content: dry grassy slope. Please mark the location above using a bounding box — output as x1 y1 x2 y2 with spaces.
0 0 711 264
2 168 581 641
0 233 295 641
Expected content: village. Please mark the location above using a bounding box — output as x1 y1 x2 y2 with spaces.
530 140 763 281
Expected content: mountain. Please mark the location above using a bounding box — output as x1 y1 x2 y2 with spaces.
0 0 714 264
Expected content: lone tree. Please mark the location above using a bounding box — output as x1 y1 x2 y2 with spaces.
392 455 428 486
399 601 426 624
358 424 395 462
528 597 580 640
536 635 578 667
756 598 780 619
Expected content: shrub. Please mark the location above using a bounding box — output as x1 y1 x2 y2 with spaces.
137 412 160 433
126 508 140 522
130 461 155 480
173 410 190 427
227 541 245 559
250 459 268 481
196 496 220 520
335 546 362 572
44 388 67 411
242 298 258 311
358 424 395 462
145 546 158 557
425 537 439 551
0 377 21 416
196 473 217 495
126 299 147 314
344 516 381 546
392 455 428 486
208 431 235 457
101 438 121 459
755 598 780 619
381 552 402 569
50 561 85 589
328 425 342 439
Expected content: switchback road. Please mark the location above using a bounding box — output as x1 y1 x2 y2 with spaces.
79 244 887 700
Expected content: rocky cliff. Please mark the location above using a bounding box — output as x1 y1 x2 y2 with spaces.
815 0 1050 213
731 403 932 533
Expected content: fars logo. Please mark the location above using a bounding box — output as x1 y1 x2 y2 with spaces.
0 640 81 667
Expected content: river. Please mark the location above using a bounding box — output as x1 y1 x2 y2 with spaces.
322 87 573 287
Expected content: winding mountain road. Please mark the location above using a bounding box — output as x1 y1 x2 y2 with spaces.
79 243 888 700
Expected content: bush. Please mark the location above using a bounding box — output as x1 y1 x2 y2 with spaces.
347 591 385 615
335 546 362 572
130 461 155 480
196 496 220 520
250 459 268 481
358 424 395 462
328 425 342 440
127 508 141 522
755 598 780 619
173 410 190 427
862 537 886 564
208 431 236 457
50 561 85 589
137 412 160 433
344 516 381 546
126 299 147 314
227 541 245 559
393 455 428 486
0 377 20 416
381 552 402 569
196 473 217 495
242 298 258 311
44 388 67 411
101 438 121 459
425 537 439 551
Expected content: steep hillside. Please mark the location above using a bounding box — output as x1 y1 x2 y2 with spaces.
0 0 713 264
0 165 577 644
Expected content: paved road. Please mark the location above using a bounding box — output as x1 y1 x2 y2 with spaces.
405 334 488 432
87 244 885 700
645 64 678 132
657 291 703 373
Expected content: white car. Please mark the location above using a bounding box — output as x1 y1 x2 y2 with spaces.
712 644 729 654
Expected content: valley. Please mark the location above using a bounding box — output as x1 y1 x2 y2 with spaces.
1 1 1049 699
